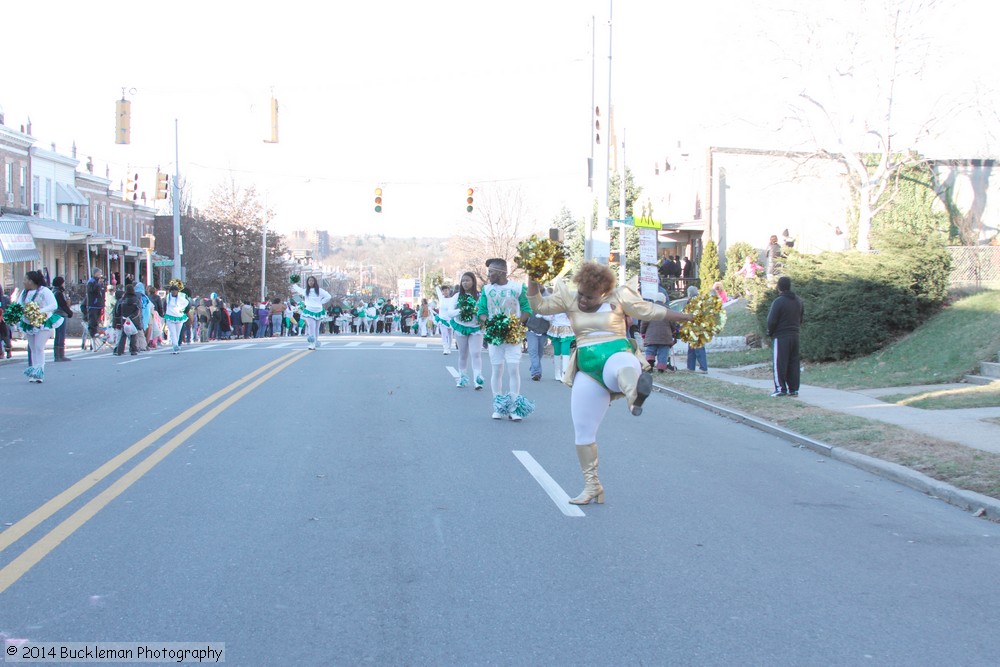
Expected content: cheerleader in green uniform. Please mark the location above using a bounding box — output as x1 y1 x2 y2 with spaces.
442 272 485 389
291 276 332 350
164 282 190 354
17 270 62 383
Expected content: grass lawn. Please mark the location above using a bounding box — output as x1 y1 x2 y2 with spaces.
802 290 1000 389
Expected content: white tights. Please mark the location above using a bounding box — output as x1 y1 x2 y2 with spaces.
440 325 453 351
26 329 51 374
488 343 522 396
569 352 641 444
304 317 320 340
166 320 182 348
456 332 483 379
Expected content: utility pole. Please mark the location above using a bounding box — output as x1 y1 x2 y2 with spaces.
619 128 627 286
171 119 182 281
585 15 596 261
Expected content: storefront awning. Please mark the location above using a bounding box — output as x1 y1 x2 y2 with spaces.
55 183 89 206
27 217 94 241
0 217 41 263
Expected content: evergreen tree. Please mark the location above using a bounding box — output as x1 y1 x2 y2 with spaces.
699 240 721 288
609 168 642 280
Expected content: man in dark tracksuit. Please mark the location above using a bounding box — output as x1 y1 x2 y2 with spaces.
767 276 804 397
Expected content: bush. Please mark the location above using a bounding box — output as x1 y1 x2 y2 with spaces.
754 240 950 361
723 241 761 299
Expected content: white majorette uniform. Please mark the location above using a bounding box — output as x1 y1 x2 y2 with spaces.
164 292 190 354
365 304 378 333
441 290 485 390
477 278 533 421
18 286 62 383
292 283 332 350
434 288 456 355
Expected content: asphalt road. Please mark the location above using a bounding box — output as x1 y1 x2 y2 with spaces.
2 335 999 666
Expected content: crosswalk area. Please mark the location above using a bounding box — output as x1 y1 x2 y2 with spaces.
149 335 449 354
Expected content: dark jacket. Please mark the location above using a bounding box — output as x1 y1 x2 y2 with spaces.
640 317 675 346
86 277 105 310
766 291 804 338
114 294 143 330
54 286 73 319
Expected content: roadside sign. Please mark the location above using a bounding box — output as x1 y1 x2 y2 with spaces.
607 216 663 230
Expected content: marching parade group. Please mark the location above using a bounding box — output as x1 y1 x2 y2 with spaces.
3 252 720 507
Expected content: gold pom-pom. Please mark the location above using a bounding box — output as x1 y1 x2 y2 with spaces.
515 235 567 283
678 293 726 348
504 318 527 345
168 278 185 291
23 301 47 329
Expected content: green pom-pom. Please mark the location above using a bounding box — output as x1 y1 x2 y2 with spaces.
289 274 301 284
483 314 511 346
457 294 477 322
3 303 24 324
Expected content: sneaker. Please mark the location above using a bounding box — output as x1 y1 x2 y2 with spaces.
474 376 484 391
491 412 504 420
531 374 541 381
789 391 799 397
456 375 469 388
770 390 787 397
509 414 522 422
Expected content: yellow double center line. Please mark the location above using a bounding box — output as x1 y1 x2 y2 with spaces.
0 350 308 594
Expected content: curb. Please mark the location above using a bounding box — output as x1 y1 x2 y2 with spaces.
653 382 1000 522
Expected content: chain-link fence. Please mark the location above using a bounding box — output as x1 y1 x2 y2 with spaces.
948 246 1000 290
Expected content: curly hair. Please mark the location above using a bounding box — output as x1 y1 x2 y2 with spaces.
573 261 616 296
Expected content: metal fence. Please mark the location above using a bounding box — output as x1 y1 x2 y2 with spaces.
947 246 1000 290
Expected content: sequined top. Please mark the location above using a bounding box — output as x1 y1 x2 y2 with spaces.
528 278 668 347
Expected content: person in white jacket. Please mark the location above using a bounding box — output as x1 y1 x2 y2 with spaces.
18 270 62 383
291 276 332 350
164 283 190 354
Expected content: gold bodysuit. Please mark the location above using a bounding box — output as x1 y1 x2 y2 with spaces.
529 278 669 389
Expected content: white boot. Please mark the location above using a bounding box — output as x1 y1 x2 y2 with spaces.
553 355 563 381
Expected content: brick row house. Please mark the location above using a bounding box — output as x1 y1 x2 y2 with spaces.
0 109 163 294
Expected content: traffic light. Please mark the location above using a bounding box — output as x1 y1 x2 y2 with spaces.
125 172 138 201
466 187 474 213
609 251 621 264
594 105 601 145
155 171 169 200
374 187 383 213
115 97 131 144
267 96 278 143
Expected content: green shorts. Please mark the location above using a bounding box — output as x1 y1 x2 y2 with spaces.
575 339 635 387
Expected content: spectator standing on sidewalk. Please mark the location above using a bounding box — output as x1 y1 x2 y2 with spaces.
684 286 709 373
767 276 805 397
0 285 12 358
640 292 676 372
84 268 105 348
51 276 73 362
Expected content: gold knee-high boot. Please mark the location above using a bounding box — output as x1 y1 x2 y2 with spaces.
569 444 604 505
617 366 654 416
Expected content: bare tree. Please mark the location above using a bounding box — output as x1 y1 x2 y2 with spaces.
778 0 957 251
447 185 538 283
190 176 288 300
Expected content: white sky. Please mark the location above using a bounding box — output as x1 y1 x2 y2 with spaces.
4 0 996 238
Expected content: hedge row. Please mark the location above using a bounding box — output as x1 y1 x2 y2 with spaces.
751 239 951 361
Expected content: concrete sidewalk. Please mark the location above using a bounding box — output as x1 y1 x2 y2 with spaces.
702 368 1000 456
